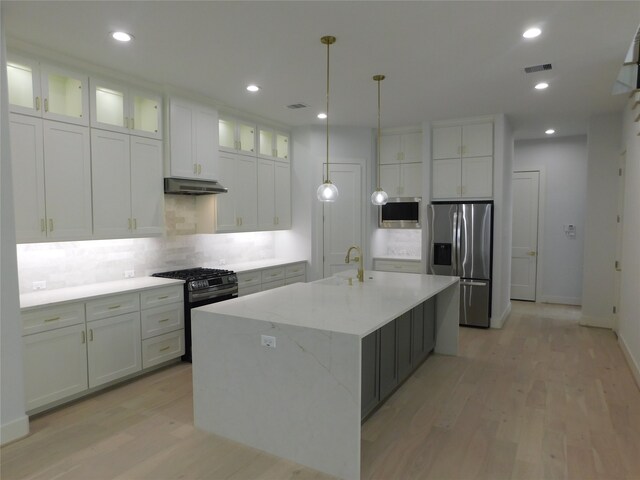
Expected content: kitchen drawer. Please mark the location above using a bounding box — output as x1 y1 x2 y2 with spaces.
140 285 183 310
142 329 185 369
141 303 184 340
86 293 140 322
374 259 422 274
237 271 261 288
285 263 305 278
239 284 262 297
284 274 305 286
261 267 284 283
261 278 285 292
22 302 85 336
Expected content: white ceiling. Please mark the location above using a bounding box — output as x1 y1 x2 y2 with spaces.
4 1 639 139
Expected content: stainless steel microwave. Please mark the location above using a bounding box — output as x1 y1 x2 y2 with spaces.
379 197 422 229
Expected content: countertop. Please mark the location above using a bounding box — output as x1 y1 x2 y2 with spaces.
213 258 307 274
20 277 184 310
194 271 457 338
373 256 421 261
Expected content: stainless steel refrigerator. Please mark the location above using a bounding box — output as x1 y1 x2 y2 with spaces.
427 202 492 327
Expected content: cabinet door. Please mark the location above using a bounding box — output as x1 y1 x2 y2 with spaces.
129 90 161 139
258 159 276 229
379 319 397 400
168 100 195 178
194 107 219 180
401 132 422 163
131 137 164 235
91 129 131 238
400 162 422 197
238 122 256 155
397 311 413 382
275 132 289 161
380 134 401 164
462 123 493 157
215 153 238 231
23 323 88 411
40 64 89 126
380 164 401 197
411 303 426 364
90 78 128 134
7 56 41 116
432 158 461 199
43 121 92 239
361 330 379 419
423 298 436 354
274 161 291 229
218 117 236 152
235 155 258 230
462 156 493 198
87 312 142 388
432 126 461 160
258 128 275 158
9 114 47 242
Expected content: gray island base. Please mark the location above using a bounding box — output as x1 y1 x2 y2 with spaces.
192 271 459 480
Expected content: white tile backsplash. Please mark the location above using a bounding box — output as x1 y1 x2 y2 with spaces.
372 229 422 259
16 232 276 294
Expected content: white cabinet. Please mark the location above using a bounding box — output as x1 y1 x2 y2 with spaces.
90 77 161 139
10 114 92 242
380 132 422 164
380 162 422 197
219 115 256 156
431 122 493 199
7 54 89 126
166 97 219 180
373 258 422 274
258 159 291 230
258 127 290 161
91 130 164 238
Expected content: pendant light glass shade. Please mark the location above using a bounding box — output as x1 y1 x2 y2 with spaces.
371 74 388 206
317 36 338 203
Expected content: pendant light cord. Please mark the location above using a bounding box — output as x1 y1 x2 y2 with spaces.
325 39 330 183
377 77 381 190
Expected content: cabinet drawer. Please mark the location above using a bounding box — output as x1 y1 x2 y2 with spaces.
86 293 140 322
237 271 261 288
140 285 183 310
22 302 85 336
261 267 284 282
284 275 305 286
239 284 262 297
142 330 185 369
285 263 305 278
374 260 422 274
261 278 285 292
141 303 184 340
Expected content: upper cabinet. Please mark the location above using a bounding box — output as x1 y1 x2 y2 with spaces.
218 116 256 156
431 122 493 200
7 55 89 126
258 127 290 161
90 78 162 139
380 132 422 164
165 97 219 180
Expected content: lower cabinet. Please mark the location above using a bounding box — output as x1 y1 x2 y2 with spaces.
361 331 379 418
378 320 398 401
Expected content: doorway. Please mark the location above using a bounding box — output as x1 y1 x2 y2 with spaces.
511 171 541 301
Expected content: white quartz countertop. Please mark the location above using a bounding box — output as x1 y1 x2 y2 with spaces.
20 277 184 310
373 256 421 261
212 258 307 274
194 271 458 338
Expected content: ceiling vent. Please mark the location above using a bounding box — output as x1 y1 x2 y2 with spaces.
287 103 308 109
524 63 553 74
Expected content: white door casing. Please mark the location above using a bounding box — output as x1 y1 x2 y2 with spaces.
511 171 540 301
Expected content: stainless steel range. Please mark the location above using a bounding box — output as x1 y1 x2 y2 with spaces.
152 268 238 361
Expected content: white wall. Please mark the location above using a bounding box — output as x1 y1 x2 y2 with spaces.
514 135 588 305
581 114 622 327
0 6 29 445
618 94 640 386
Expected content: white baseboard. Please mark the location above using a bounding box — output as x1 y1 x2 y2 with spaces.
539 295 582 306
619 334 640 391
491 302 512 329
579 313 613 329
0 415 29 446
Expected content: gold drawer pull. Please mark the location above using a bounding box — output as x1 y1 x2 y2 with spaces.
158 318 170 323
157 295 169 300
159 346 171 352
44 316 61 322
108 305 121 310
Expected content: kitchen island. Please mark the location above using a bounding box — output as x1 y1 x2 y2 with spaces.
191 271 459 480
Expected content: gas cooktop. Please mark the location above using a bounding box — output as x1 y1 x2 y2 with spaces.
152 267 235 282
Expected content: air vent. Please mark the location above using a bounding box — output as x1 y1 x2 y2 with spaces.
524 63 552 74
287 103 308 109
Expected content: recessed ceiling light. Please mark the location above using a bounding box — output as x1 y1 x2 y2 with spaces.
317 113 327 119
246 85 260 92
535 82 549 90
545 129 555 135
112 31 133 42
523 27 542 39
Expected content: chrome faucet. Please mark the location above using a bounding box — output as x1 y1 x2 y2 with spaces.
345 245 364 283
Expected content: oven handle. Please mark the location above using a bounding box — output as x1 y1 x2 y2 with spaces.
190 285 238 302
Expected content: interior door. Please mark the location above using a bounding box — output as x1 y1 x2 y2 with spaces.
323 163 362 277
510 171 540 301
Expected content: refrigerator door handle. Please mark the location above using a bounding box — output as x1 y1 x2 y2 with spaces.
452 211 458 276
460 280 488 287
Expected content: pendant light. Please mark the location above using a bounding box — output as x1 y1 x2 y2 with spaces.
317 35 339 202
371 74 388 206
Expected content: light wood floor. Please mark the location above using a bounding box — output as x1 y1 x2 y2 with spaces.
2 301 639 480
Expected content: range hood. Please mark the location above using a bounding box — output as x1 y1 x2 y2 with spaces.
164 178 227 195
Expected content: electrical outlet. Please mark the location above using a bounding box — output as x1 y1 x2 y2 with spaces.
124 270 135 278
261 335 276 348
219 259 226 266
32 280 46 290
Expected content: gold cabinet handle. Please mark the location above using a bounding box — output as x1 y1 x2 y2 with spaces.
158 318 170 323
41 218 46 233
193 164 198 174
108 304 121 310
128 218 132 230
44 98 49 112
49 219 54 232
130 117 134 130
35 97 41 111
44 316 60 322
197 164 202 175
159 346 171 352
81 331 86 344
133 218 137 230
157 295 169 300
527 251 537 256
89 329 94 341
124 117 129 129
